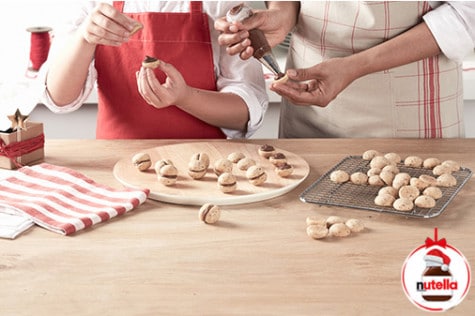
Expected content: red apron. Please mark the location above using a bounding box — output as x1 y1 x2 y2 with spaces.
94 1 225 139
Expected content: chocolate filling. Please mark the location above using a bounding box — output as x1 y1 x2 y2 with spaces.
274 73 286 81
134 159 150 166
272 153 286 159
143 55 158 63
220 182 237 187
249 29 271 59
250 173 265 180
201 205 216 220
277 163 292 170
260 144 275 152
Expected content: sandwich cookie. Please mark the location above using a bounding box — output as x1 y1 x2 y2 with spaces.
269 152 287 166
199 203 221 224
155 160 177 186
188 153 209 180
132 152 152 171
217 172 237 193
258 144 276 159
275 163 293 177
213 158 233 176
142 55 161 69
246 165 267 186
130 21 143 36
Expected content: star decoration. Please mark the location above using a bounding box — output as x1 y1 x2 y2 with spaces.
7 109 29 131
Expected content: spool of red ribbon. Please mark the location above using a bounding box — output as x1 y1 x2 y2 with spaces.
26 26 52 73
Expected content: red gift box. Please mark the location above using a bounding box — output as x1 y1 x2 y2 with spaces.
0 122 45 169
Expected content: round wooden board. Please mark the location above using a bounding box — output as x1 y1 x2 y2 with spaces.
113 142 310 205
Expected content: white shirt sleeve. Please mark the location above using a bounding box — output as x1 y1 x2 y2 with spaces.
424 1 475 62
206 1 268 138
39 61 97 114
217 55 268 139
39 1 96 113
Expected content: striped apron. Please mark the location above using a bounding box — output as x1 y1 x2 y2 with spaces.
279 1 464 138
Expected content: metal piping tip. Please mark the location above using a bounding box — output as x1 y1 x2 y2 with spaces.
260 54 282 77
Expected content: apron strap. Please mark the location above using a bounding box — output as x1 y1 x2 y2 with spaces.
190 1 203 14
113 1 125 12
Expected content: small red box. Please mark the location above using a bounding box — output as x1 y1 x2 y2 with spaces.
0 122 45 169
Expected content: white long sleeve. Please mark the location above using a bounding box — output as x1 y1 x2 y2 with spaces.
425 1 475 62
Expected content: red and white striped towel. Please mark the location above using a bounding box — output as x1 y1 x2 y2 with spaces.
0 163 149 235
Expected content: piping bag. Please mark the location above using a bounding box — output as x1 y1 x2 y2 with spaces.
226 3 284 79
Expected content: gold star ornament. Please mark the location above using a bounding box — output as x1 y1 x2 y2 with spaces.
7 109 29 131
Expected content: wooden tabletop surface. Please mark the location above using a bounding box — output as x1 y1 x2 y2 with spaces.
1 138 474 315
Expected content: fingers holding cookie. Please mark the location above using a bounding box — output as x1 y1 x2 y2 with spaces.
272 73 289 84
137 63 172 109
82 3 141 46
137 67 163 107
137 58 191 109
272 76 315 93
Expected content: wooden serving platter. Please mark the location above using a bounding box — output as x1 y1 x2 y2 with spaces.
113 142 310 205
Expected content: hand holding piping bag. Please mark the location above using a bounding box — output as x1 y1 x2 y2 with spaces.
215 3 291 61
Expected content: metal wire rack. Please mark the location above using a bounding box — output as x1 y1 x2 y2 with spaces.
300 156 472 218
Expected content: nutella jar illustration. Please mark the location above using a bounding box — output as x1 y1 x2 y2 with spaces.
421 249 454 301
226 3 283 78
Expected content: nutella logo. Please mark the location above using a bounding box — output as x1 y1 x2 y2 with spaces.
402 228 471 312
417 278 458 292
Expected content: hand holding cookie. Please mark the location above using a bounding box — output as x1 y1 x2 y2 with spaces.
270 58 357 107
137 58 192 109
80 2 142 46
269 73 320 106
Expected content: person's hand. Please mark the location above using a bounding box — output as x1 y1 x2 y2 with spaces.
136 60 193 109
215 4 295 60
215 17 253 60
79 2 137 46
270 57 359 107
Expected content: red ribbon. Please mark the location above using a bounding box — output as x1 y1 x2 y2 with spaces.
29 32 50 71
425 236 447 248
425 227 447 248
0 133 45 168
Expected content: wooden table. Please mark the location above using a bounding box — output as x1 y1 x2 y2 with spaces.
1 139 474 315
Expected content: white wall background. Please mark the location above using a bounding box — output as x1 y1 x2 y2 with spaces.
0 1 83 129
0 2 82 81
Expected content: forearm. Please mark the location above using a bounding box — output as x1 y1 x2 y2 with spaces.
349 21 441 79
46 31 96 106
178 89 249 132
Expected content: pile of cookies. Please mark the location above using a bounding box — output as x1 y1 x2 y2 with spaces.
329 150 461 212
131 144 294 193
306 215 365 240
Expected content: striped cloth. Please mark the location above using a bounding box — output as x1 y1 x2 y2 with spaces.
0 163 149 235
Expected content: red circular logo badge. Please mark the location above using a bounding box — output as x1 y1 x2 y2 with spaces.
401 228 471 312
